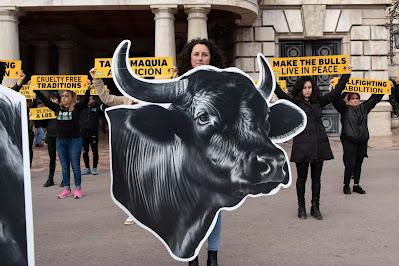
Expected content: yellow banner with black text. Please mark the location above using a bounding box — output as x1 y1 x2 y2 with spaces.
0 60 22 78
30 107 56 120
94 57 174 79
29 75 88 91
331 77 392 95
271 55 350 77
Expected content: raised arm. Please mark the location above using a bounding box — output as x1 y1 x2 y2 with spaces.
35 91 60 112
363 93 384 113
319 73 351 107
74 86 90 111
90 68 138 106
10 70 26 92
274 82 293 102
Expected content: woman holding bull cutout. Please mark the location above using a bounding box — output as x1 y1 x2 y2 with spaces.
274 66 351 220
90 38 224 266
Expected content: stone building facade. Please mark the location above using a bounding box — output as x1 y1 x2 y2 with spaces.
0 0 395 136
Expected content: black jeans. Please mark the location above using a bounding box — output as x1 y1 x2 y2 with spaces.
342 140 367 186
82 133 99 169
296 161 323 205
47 136 57 179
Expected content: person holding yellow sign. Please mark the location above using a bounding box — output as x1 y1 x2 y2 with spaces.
332 89 383 195
274 68 351 221
35 86 90 199
0 62 34 165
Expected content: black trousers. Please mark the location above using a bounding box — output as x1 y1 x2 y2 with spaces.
342 140 367 186
296 161 323 205
82 133 99 169
47 136 57 179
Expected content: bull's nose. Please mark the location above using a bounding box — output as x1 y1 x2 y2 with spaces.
256 155 273 176
245 150 288 184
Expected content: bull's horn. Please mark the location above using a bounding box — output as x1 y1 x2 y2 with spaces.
112 40 187 103
256 54 275 102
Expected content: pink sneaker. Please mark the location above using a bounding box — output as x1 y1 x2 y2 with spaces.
74 188 82 199
58 188 72 199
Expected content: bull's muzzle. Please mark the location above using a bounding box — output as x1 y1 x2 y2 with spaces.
246 149 289 185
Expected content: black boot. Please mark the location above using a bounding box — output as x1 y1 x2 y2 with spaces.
188 256 198 266
298 203 306 219
296 179 306 219
43 178 54 187
353 185 366 194
343 185 351 194
207 251 218 266
59 180 64 187
310 203 323 220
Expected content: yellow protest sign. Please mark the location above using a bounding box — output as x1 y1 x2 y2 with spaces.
271 55 349 77
94 57 174 79
29 75 88 90
29 107 56 120
73 85 100 96
19 85 34 99
331 77 392 95
1 60 22 78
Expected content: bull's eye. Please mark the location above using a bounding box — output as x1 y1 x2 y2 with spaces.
197 112 210 124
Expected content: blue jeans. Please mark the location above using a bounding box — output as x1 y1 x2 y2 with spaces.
56 137 83 188
208 213 221 251
34 127 45 145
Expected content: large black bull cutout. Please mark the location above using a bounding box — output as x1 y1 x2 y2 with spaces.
0 85 34 266
106 40 307 261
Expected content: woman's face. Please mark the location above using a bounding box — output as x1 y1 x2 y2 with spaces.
61 91 73 106
302 81 312 99
348 94 360 107
191 44 211 69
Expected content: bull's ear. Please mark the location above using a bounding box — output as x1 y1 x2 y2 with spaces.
107 105 192 143
268 100 307 143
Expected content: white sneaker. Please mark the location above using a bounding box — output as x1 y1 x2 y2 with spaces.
124 216 134 225
82 168 91 175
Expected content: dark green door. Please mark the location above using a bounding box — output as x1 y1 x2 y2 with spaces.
279 40 341 136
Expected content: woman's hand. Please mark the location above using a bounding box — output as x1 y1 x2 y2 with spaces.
346 64 352 73
89 68 97 79
171 66 178 78
16 70 26 86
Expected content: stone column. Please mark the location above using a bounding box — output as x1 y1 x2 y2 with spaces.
184 5 210 41
0 7 20 59
33 41 50 75
151 5 177 63
56 41 74 74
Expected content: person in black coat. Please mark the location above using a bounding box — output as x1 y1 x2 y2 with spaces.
332 91 383 195
42 92 61 187
274 71 351 220
80 95 102 175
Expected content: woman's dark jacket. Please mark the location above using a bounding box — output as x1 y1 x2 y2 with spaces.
36 90 90 139
274 74 350 162
332 92 383 144
80 102 102 137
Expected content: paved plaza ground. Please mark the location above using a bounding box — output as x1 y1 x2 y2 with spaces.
30 130 399 266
